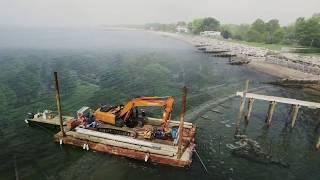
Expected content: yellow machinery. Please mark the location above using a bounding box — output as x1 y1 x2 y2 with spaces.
95 96 174 129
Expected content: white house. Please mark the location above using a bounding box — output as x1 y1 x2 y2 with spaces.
176 26 189 33
200 31 221 37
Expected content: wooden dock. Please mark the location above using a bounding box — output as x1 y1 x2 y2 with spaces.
236 92 320 109
235 81 320 149
236 91 320 128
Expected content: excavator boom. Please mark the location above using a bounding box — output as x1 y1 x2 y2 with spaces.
120 96 174 128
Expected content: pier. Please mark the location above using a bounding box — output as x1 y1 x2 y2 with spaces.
235 81 320 149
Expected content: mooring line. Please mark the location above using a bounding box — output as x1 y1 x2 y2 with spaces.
194 149 209 174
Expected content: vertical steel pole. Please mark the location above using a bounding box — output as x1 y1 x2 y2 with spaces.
54 72 65 136
177 86 187 159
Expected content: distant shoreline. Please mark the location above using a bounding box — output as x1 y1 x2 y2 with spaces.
150 31 320 80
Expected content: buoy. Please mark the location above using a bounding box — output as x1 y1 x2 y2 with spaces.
83 144 86 150
86 144 89 151
59 139 63 145
24 119 29 124
144 153 150 162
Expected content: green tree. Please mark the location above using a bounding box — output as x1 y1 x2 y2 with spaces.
190 18 204 34
221 29 232 39
272 28 285 43
246 29 262 42
251 19 266 33
295 16 320 47
282 24 296 44
265 19 282 43
265 19 280 33
190 17 220 34
248 19 268 42
202 17 220 31
233 24 250 40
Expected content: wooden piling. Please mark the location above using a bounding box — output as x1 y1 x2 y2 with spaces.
54 72 65 137
316 136 320 150
235 80 249 135
245 98 255 124
177 86 187 159
291 105 301 128
265 101 277 127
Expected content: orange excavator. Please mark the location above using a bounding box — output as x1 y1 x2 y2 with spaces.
94 96 174 130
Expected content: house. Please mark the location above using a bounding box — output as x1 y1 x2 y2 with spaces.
176 26 189 33
200 31 221 37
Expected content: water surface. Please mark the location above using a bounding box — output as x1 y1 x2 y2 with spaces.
0 27 319 180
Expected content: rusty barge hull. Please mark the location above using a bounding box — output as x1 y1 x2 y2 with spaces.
54 135 194 167
54 123 196 167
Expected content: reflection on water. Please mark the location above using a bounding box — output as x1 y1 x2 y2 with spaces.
0 28 319 180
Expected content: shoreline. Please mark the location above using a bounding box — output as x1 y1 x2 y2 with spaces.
153 31 320 80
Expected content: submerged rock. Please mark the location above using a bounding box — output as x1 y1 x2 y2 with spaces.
228 137 290 168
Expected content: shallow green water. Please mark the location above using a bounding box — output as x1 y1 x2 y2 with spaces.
0 27 319 180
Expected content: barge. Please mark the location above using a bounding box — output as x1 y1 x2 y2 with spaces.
54 116 196 167
25 72 196 167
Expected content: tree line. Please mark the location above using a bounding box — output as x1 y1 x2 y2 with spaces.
144 13 320 48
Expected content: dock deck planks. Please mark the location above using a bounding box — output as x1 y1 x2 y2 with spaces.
237 91 320 109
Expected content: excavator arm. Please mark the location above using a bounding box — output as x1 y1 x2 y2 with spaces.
119 96 174 129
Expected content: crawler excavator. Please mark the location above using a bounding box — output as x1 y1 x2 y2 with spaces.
94 96 174 136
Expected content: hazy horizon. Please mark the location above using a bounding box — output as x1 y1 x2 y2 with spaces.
0 0 319 28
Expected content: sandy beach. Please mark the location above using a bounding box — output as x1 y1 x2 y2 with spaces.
247 61 319 79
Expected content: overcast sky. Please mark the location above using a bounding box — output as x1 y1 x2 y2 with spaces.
0 0 319 27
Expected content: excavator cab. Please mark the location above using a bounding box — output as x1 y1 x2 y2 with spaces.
96 106 146 128
94 96 174 129
95 105 124 127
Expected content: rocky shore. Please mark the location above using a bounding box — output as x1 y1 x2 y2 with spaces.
157 31 320 80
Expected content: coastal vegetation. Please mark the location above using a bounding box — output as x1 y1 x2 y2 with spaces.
144 13 320 50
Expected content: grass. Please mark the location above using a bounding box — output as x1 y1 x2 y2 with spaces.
226 39 295 51
225 39 320 57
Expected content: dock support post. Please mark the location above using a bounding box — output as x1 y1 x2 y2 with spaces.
245 98 255 125
291 105 301 128
265 101 277 127
177 86 187 159
54 72 65 137
316 136 320 150
235 80 249 135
